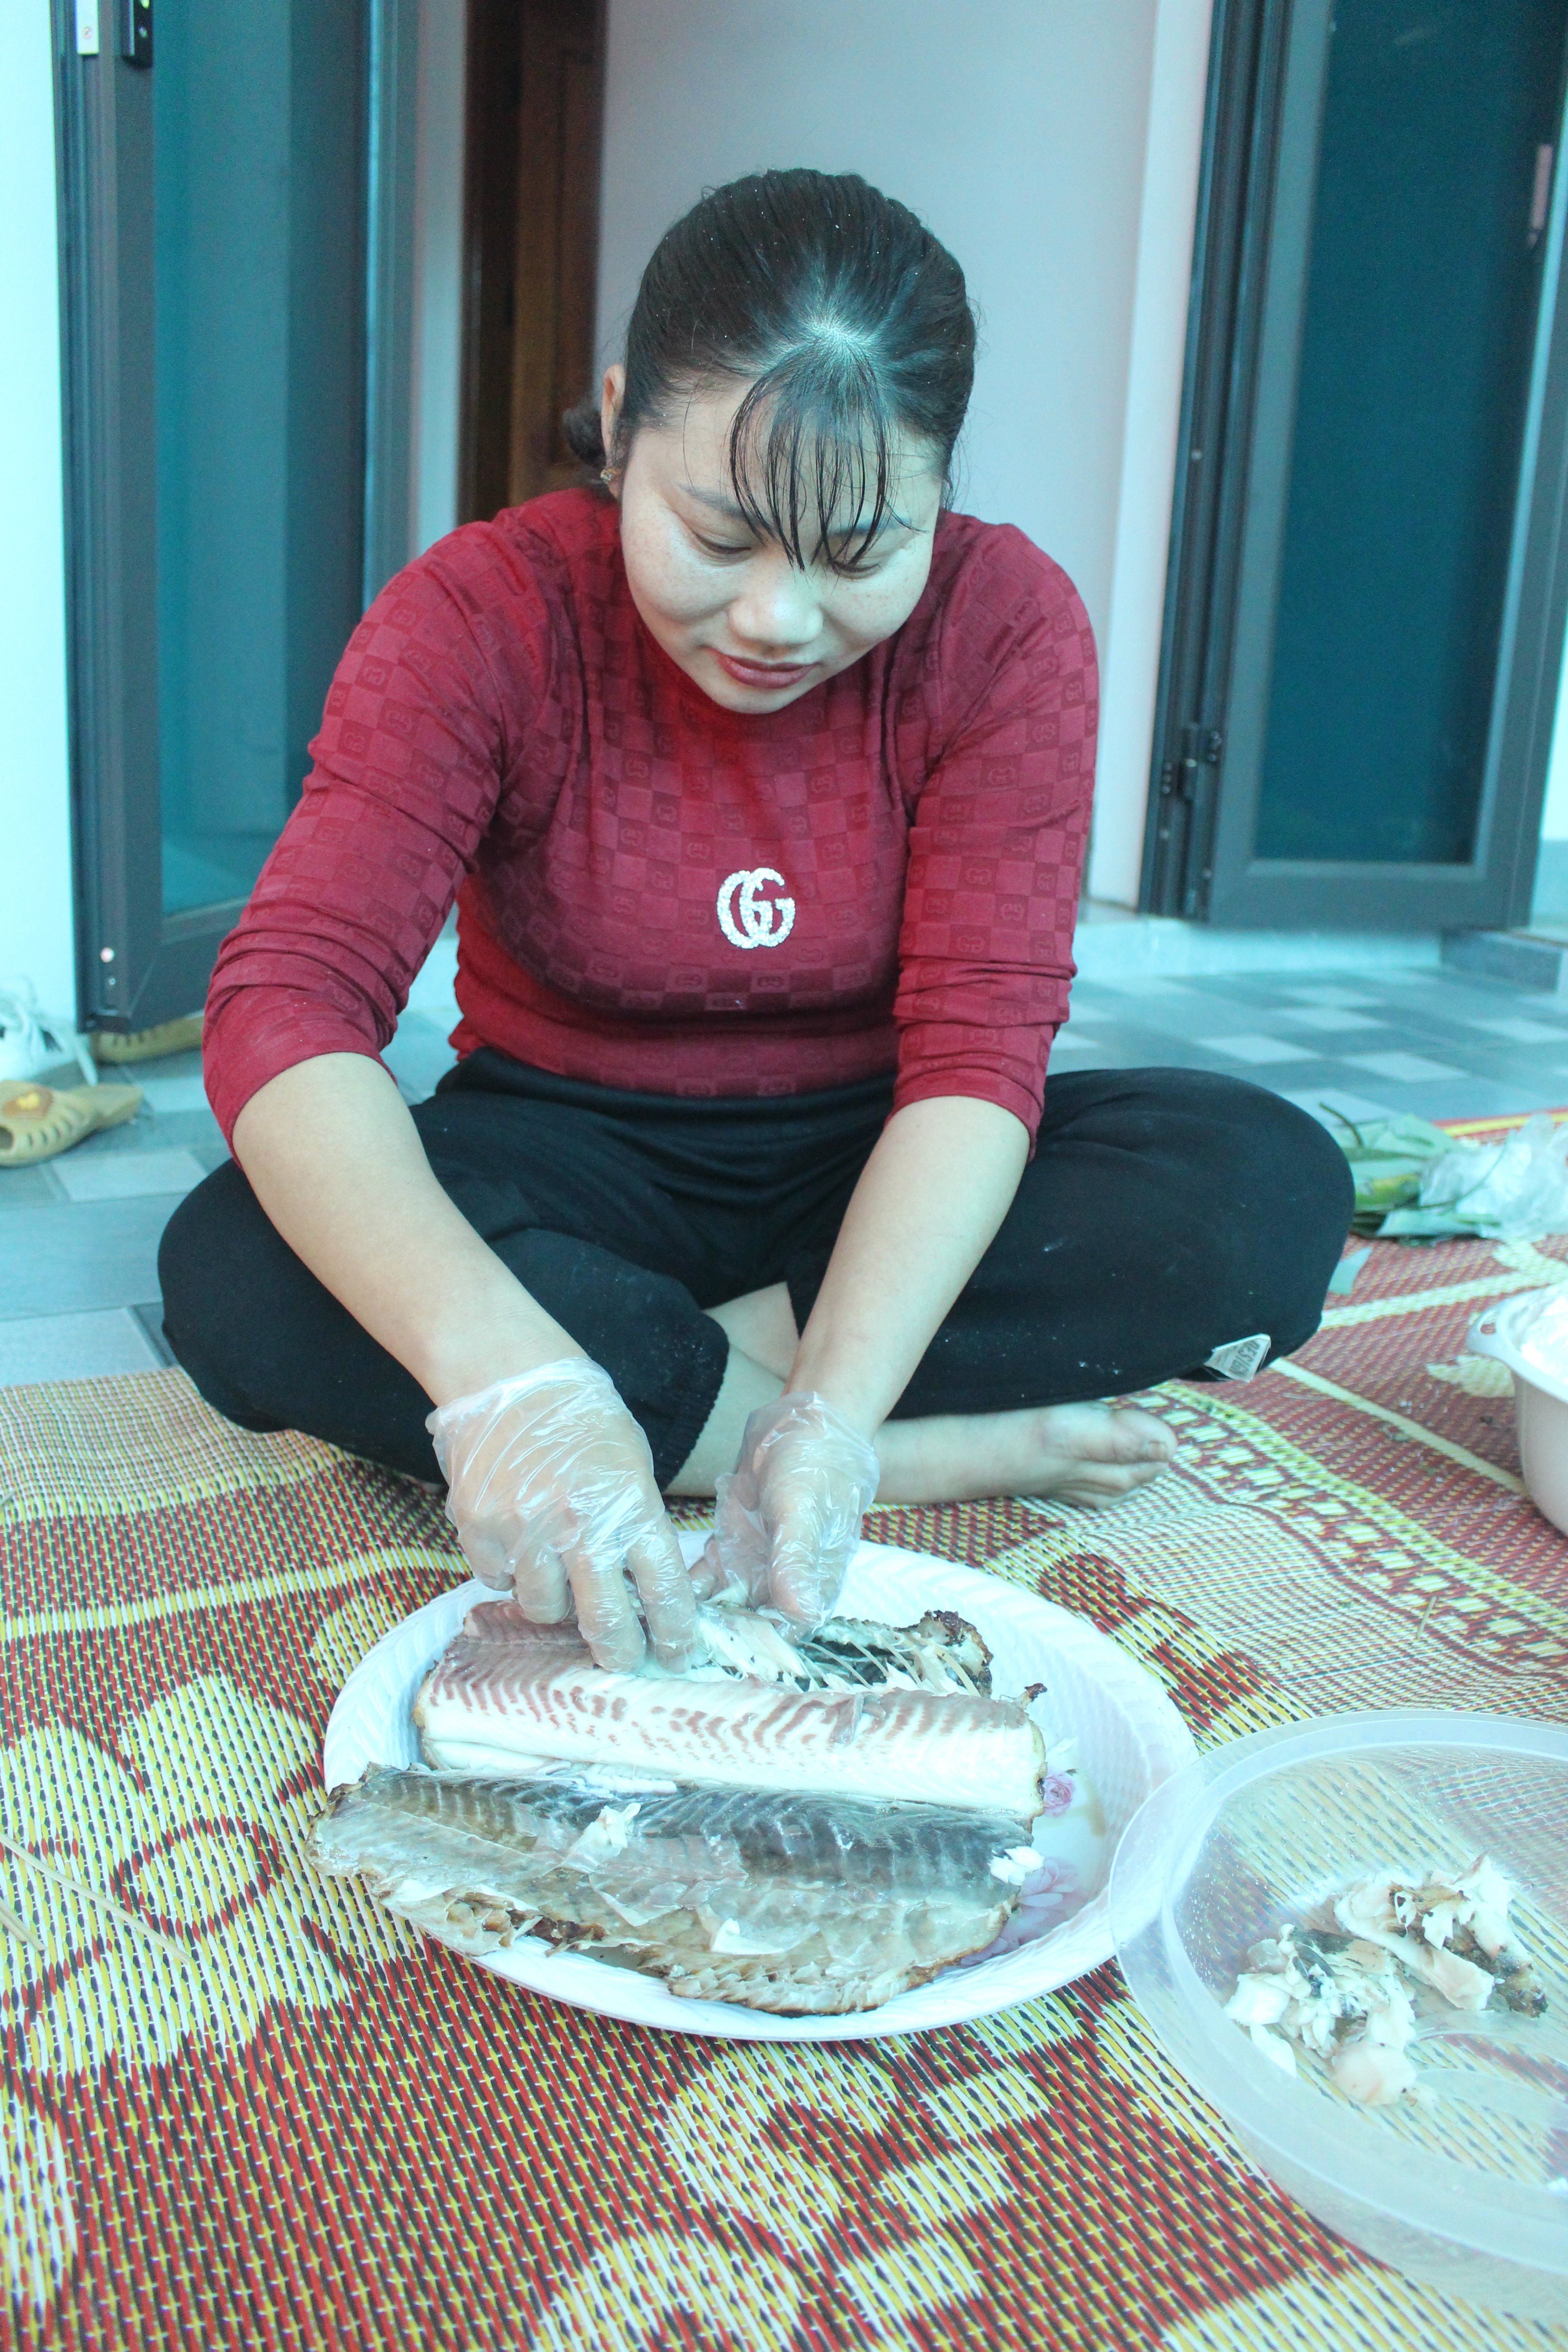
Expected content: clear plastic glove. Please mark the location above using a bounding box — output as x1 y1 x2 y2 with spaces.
701 1391 881 1628
426 1358 699 1674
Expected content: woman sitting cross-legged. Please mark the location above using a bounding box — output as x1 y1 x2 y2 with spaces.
159 169 1352 1674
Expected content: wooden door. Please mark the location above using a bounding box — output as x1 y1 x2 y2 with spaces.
460 0 606 521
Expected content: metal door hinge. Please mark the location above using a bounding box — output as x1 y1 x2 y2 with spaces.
118 0 152 67
1176 723 1224 802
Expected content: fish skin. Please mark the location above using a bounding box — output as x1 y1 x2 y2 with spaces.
413 1612 1043 1813
465 1600 994 1695
309 1768 1025 2015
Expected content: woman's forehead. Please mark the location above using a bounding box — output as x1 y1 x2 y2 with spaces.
661 390 941 513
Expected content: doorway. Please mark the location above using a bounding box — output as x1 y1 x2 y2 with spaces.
459 0 605 522
1146 0 1568 929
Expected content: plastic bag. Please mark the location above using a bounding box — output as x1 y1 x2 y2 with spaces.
1330 1109 1568 1241
1387 1115 1568 1240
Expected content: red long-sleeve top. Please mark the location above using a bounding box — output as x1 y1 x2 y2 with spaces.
204 489 1096 1146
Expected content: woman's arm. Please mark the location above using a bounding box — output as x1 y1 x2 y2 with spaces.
232 1053 581 1405
232 1054 699 1670
699 1094 1029 1622
785 1095 1029 1429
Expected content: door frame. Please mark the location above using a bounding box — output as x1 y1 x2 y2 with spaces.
51 1 388 1034
52 10 218 1033
364 0 421 605
1142 0 1568 930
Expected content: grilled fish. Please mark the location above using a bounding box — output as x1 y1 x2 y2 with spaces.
310 1766 1037 2014
413 1602 1044 1813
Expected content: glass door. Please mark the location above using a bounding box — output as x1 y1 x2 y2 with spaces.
1147 0 1568 929
54 0 370 1030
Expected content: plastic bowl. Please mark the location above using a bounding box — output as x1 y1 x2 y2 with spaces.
1469 1290 1568 1539
1110 1711 1568 2315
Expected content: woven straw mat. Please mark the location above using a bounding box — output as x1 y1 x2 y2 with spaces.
0 1232 1565 2350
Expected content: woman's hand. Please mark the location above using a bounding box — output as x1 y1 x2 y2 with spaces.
702 1392 880 1626
702 1099 1030 1618
428 1359 700 1672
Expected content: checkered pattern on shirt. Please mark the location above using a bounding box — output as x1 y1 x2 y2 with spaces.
204 491 1096 1142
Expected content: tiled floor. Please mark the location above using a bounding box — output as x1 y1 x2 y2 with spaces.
4 946 1566 1387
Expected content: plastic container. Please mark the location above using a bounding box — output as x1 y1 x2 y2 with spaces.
1470 1290 1568 1539
1110 1711 1568 2315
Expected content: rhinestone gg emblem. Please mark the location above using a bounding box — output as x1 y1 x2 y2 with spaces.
716 866 796 950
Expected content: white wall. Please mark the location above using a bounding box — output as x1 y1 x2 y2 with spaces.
0 0 77 1019
1533 627 1568 923
408 0 467 555
598 0 1210 903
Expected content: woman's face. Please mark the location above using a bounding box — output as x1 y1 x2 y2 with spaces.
602 366 946 714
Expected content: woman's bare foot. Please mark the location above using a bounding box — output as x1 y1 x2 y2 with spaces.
676 1283 1177 1509
872 1401 1177 1509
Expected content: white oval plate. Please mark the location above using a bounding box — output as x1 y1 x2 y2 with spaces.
321 1536 1196 2042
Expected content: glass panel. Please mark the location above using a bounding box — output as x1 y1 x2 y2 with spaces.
1256 0 1563 865
153 0 367 916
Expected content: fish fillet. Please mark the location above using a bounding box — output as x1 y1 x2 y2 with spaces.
413 1605 1044 1813
310 1767 1032 2014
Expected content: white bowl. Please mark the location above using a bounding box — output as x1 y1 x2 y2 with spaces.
1469 1290 1568 1538
1110 1710 1568 2315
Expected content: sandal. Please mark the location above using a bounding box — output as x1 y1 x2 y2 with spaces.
93 1014 203 1064
0 1082 144 1167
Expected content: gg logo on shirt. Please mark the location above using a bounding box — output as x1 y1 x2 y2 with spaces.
716 867 796 951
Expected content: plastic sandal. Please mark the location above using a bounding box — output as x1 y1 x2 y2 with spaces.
93 1014 203 1064
0 1082 144 1167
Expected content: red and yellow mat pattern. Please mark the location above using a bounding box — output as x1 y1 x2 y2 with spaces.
0 1232 1566 2348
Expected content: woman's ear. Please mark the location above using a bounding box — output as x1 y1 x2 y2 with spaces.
600 364 627 489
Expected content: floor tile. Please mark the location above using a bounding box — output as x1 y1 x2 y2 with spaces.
0 1308 162 1386
1082 977 1209 999
141 1107 225 1150
0 1198 177 1317
1341 1050 1465 1083
1196 1034 1316 1064
52 1147 207 1203
1376 1076 1565 1119
1462 1017 1568 1044
0 1167 64 1211
1270 1007 1386 1033
48 1117 161 1159
137 1075 211 1114
131 1301 175 1367
1275 985 1382 1008
1280 1089 1398 1127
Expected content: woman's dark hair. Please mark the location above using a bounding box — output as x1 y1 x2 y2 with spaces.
561 169 976 571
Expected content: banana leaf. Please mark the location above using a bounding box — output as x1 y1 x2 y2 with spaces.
1321 1109 1453 1237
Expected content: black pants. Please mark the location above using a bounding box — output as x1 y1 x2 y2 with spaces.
158 1054 1352 1487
